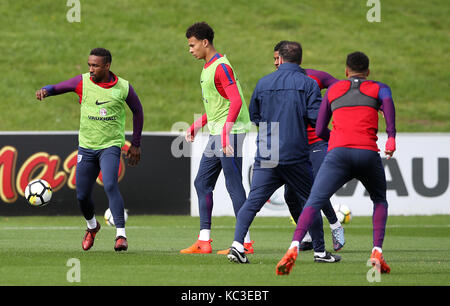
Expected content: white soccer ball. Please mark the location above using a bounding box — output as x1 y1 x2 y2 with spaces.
104 208 128 226
333 204 352 224
24 179 52 207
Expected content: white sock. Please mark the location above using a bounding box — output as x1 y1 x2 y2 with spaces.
198 229 211 241
314 251 326 257
289 240 300 250
330 221 342 230
116 228 126 238
86 216 97 229
372 247 382 253
232 241 245 253
302 231 312 243
244 231 251 243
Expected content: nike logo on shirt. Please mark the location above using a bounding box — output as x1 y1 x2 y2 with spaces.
95 100 111 105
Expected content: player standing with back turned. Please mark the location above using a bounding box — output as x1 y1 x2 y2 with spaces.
273 40 345 252
181 22 253 254
276 51 396 275
227 41 340 264
35 48 144 252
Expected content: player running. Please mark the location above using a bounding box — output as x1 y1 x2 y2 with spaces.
276 51 396 275
181 22 253 254
227 41 340 264
273 41 345 252
35 48 143 252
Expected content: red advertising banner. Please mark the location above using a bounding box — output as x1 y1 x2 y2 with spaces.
0 132 190 216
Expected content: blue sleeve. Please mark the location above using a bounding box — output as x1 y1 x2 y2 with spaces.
249 84 261 126
305 79 322 126
42 85 55 95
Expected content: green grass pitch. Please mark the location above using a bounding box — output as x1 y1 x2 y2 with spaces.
0 215 448 286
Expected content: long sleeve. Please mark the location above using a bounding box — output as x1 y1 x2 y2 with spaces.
305 80 322 128
214 63 244 147
315 90 332 141
248 85 261 126
125 84 144 147
188 113 208 136
42 75 83 102
377 83 396 139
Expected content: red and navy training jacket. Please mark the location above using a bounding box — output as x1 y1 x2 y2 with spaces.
316 77 396 152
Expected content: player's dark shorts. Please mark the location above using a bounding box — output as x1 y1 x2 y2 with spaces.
305 147 387 209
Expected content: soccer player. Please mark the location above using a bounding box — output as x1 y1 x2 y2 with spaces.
273 41 345 252
35 48 144 252
181 22 253 254
276 51 396 275
227 41 340 264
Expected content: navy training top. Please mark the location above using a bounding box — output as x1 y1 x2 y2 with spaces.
249 62 322 165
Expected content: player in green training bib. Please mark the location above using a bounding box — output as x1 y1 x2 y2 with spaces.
181 22 254 255
35 48 144 252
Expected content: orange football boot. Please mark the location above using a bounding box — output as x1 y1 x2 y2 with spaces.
180 239 213 254
217 241 255 255
370 249 391 274
276 246 298 275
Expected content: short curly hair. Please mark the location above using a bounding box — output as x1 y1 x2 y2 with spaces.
89 48 112 64
346 52 369 72
186 22 214 44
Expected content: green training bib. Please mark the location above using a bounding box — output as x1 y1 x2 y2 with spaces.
200 56 250 135
79 73 129 150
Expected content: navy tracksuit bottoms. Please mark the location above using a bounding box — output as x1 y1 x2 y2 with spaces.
234 159 326 252
76 146 125 228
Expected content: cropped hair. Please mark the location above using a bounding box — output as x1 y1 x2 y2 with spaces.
186 22 214 44
346 51 369 72
89 48 112 64
278 41 302 64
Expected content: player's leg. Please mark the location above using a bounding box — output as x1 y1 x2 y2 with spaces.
228 162 283 263
181 136 222 254
284 184 303 223
98 146 127 251
279 162 333 260
219 133 253 252
220 133 246 216
277 148 351 274
310 141 345 250
283 185 312 251
355 150 390 273
76 147 101 251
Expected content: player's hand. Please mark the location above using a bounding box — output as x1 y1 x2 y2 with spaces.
384 150 394 160
185 130 195 142
384 137 396 160
126 145 141 167
36 89 48 101
223 145 234 157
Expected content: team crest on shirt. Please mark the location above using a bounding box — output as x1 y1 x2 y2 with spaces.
99 108 107 116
